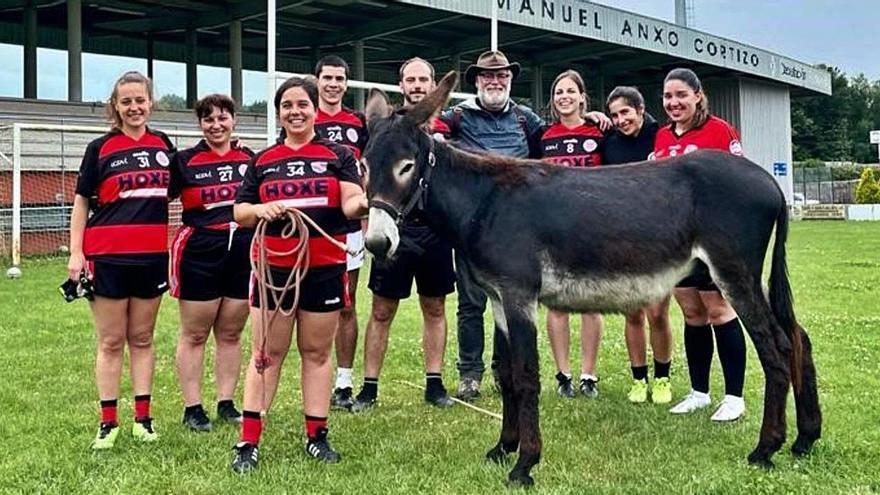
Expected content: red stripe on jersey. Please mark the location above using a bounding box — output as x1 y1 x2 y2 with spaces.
97 170 170 205
252 234 347 268
169 226 195 298
181 184 240 210
84 224 168 256
255 143 339 166
540 122 603 140
259 177 341 207
98 133 170 159
187 149 253 167
316 108 364 127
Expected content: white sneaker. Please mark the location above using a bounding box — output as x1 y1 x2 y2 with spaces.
711 395 745 422
669 390 711 414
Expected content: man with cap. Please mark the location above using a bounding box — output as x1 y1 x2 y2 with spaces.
443 50 609 401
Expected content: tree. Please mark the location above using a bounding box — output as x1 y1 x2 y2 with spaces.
157 94 186 110
240 100 268 114
854 167 880 204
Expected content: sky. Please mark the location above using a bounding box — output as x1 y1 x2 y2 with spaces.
0 0 877 104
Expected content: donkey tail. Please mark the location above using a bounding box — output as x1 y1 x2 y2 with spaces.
768 198 803 392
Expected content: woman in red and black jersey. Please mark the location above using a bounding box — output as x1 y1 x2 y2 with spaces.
536 70 605 400
168 94 254 432
229 76 367 472
67 71 174 448
653 68 748 422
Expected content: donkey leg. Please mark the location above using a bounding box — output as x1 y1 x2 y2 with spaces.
791 327 822 457
722 282 791 469
486 296 519 464
504 298 542 487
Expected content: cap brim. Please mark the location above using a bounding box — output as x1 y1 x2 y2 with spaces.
465 62 522 85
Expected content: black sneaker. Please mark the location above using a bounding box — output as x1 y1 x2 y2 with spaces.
350 393 376 413
455 377 481 402
580 377 599 398
305 428 341 463
425 388 455 409
231 442 259 473
217 402 242 424
555 372 575 399
331 387 355 411
183 406 213 432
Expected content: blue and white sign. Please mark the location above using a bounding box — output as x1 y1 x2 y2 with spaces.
773 162 788 177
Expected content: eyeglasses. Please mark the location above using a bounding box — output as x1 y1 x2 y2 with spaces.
477 71 511 82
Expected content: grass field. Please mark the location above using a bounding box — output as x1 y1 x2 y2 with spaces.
1 221 879 494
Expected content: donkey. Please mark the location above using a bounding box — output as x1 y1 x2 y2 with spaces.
361 72 821 486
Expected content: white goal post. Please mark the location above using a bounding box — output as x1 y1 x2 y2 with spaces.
0 123 266 274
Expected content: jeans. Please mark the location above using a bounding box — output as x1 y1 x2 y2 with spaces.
455 250 502 381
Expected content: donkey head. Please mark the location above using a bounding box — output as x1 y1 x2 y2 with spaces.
363 71 458 260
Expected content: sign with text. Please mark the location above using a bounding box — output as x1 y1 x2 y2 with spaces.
403 0 832 94
870 130 880 145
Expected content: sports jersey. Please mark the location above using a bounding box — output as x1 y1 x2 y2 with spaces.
75 128 175 264
235 136 360 278
537 122 604 167
314 107 368 159
651 115 743 160
169 139 255 229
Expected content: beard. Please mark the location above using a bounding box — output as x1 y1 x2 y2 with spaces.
478 86 510 110
404 91 426 105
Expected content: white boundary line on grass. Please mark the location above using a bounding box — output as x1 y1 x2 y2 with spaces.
395 380 502 421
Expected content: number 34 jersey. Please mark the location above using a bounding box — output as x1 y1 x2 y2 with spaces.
169 139 255 229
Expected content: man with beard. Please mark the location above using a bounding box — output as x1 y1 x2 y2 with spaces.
350 58 456 412
442 50 545 401
312 55 369 411
442 50 611 401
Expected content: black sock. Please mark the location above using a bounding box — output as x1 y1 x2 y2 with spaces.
631 365 649 381
217 399 235 410
425 373 445 397
184 403 203 415
654 359 671 379
684 324 713 393
713 318 746 396
359 378 378 400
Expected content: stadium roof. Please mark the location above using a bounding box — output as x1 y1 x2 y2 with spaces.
0 0 832 97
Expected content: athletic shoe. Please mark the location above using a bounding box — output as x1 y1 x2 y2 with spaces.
183 406 213 432
651 377 672 404
455 377 481 402
350 394 377 413
132 418 158 442
331 387 355 411
627 379 648 403
92 422 120 450
425 388 455 408
669 390 711 414
305 428 341 463
555 372 576 399
231 442 259 473
711 395 746 422
579 377 599 398
217 402 243 424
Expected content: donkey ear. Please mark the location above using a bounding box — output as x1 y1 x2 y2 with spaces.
405 71 458 126
365 88 392 122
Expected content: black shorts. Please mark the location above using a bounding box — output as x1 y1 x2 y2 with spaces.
675 260 720 292
88 256 169 299
250 268 348 313
368 223 456 299
170 226 253 301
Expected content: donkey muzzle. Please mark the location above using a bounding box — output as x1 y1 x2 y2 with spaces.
365 207 400 260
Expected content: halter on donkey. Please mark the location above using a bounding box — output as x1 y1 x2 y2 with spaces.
362 72 821 487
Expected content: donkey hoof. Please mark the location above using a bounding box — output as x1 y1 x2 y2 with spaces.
791 435 816 457
507 470 534 488
747 449 775 470
486 444 510 464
